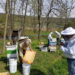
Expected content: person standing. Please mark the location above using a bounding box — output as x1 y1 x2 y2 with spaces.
48 32 53 46
60 27 75 75
55 31 61 45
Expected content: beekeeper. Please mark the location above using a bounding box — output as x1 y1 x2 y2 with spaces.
18 36 32 69
55 31 61 45
60 27 75 75
48 32 53 46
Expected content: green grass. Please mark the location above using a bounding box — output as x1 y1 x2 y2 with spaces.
0 31 68 75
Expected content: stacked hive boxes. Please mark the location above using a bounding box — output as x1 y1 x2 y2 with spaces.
39 42 48 52
49 38 56 52
6 42 18 65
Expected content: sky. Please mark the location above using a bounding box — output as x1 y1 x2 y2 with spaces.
70 8 75 18
0 0 75 18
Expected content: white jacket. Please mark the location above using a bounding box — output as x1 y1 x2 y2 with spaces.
55 31 61 38
60 35 75 59
48 32 53 40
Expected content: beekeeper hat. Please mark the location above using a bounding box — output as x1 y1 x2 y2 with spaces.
61 27 75 35
50 32 53 34
27 39 31 43
19 36 29 40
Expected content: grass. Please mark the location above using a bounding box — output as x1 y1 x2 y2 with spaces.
0 30 68 75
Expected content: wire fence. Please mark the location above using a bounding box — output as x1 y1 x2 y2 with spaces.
0 34 49 40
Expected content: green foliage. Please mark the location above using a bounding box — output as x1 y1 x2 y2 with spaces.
64 18 75 29
0 15 5 23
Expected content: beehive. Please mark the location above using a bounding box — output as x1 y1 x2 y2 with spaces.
40 46 48 52
49 46 56 52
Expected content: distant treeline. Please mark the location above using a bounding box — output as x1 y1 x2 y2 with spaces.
0 13 75 28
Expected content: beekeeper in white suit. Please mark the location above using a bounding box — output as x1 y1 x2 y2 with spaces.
55 31 61 45
18 36 32 70
60 27 75 75
48 32 53 46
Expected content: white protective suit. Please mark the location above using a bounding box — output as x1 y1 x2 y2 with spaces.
48 32 53 40
55 31 61 38
60 35 75 59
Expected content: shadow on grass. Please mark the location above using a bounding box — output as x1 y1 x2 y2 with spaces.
35 47 40 50
5 66 9 71
17 62 23 74
0 56 9 71
48 67 55 75
0 56 7 64
30 69 46 75
44 44 48 46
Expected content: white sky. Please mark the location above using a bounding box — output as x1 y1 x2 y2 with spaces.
70 8 75 18
0 0 75 18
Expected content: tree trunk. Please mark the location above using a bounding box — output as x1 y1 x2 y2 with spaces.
22 0 28 36
21 0 24 31
9 0 13 40
38 0 42 41
2 0 8 53
12 0 16 29
33 7 36 33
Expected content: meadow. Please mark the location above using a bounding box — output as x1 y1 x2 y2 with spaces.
0 30 68 75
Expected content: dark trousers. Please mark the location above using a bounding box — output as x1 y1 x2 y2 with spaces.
19 50 26 67
48 39 51 46
67 58 75 75
57 38 60 45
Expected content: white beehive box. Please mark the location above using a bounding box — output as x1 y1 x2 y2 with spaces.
49 46 56 52
6 42 18 65
40 46 48 52
51 38 56 42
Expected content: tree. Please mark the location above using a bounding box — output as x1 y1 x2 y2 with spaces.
31 0 38 33
38 0 43 41
22 0 29 36
46 0 54 32
8 0 13 40
2 0 8 53
53 0 75 28
21 0 25 29
39 0 54 32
